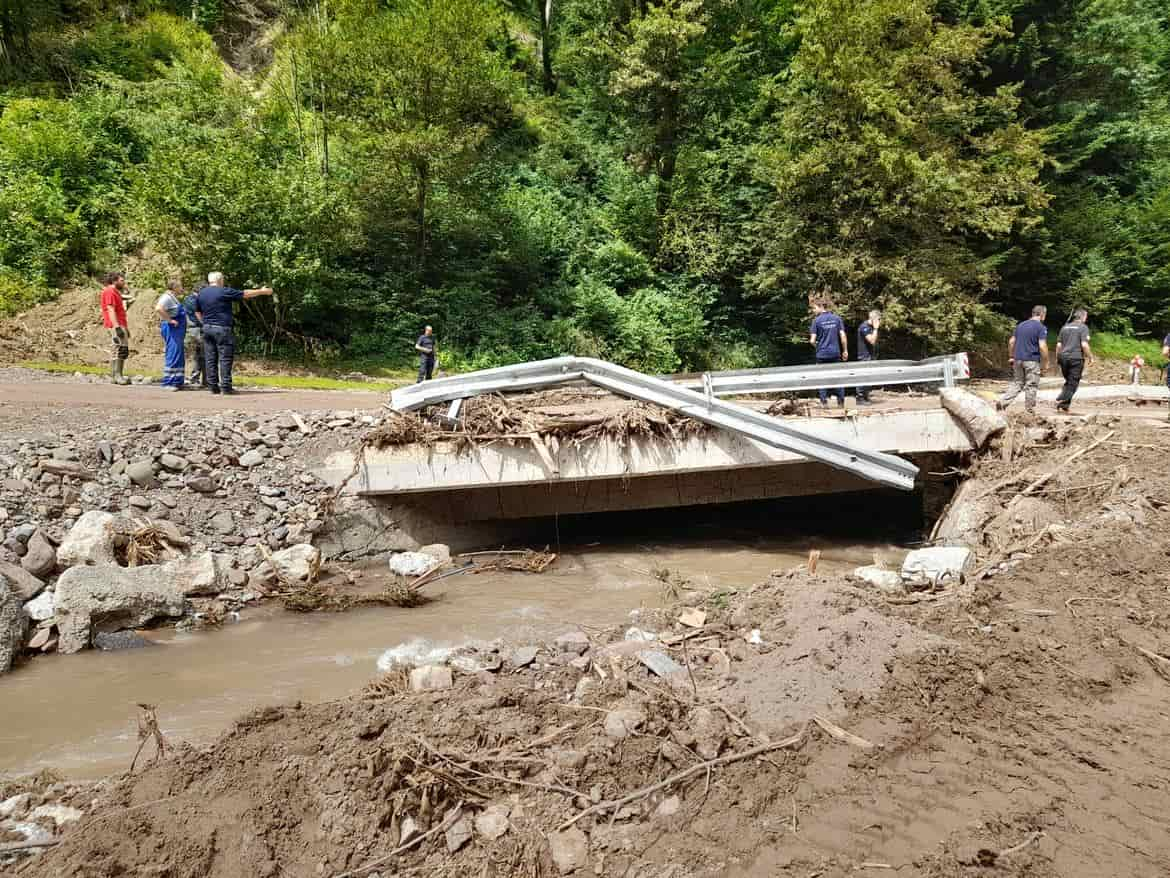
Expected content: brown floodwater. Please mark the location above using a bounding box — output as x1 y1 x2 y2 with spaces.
2 495 918 780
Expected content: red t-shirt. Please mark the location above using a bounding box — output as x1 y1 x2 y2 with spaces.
100 285 127 329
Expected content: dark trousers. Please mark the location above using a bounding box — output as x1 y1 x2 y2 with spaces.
203 323 236 391
855 356 872 401
1056 356 1084 407
816 356 845 404
417 354 434 383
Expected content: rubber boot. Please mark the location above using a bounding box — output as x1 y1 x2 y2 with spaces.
113 357 131 386
110 358 120 385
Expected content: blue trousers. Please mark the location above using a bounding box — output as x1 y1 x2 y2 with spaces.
203 323 236 391
816 356 845 404
160 311 187 387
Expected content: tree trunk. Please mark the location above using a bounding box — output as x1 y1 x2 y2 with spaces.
538 0 555 94
415 162 429 269
654 89 679 220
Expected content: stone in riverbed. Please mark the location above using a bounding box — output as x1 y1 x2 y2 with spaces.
126 460 157 487
186 475 218 493
208 511 235 535
388 551 438 578
93 630 153 651
238 449 266 468
1 575 28 673
57 510 118 567
129 495 152 510
54 563 190 653
23 589 55 622
158 454 187 472
270 544 320 582
0 559 46 600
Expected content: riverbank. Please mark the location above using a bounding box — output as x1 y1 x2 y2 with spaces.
4 411 1169 876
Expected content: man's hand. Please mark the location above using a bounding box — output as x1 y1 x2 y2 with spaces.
841 352 848 362
169 319 179 327
872 317 881 330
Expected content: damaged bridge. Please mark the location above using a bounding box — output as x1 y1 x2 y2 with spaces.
315 356 990 551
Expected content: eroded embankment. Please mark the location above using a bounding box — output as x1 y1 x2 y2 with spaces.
4 413 1169 877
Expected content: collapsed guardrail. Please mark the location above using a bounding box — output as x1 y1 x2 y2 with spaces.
390 357 920 491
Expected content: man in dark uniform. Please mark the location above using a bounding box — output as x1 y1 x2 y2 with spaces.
182 291 206 387
415 325 436 383
1054 308 1094 412
854 309 881 406
193 271 273 396
997 305 1049 413
809 299 848 407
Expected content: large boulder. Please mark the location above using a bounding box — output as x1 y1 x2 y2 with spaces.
901 546 973 584
0 560 45 601
1 575 28 673
57 511 118 567
270 544 321 583
54 564 189 654
389 551 439 578
170 552 230 597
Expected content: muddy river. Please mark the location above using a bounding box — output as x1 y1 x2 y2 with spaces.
1 525 907 779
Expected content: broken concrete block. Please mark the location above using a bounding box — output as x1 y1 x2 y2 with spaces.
409 664 454 692
389 551 437 578
853 565 904 592
678 607 706 628
270 544 320 583
901 546 973 583
54 563 189 654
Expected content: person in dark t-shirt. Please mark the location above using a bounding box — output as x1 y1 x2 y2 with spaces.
855 309 881 406
193 271 273 395
1054 308 1094 412
997 305 1049 414
415 325 436 383
808 299 848 407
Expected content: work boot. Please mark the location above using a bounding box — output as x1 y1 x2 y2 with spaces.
112 357 131 386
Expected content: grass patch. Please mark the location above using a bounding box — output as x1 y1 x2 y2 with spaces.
1087 331 1167 364
19 360 410 392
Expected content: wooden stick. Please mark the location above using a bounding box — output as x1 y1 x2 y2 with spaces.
1006 430 1115 509
812 715 874 750
997 830 1043 858
415 736 585 799
333 801 464 878
0 839 61 853
1065 596 1125 619
558 726 807 830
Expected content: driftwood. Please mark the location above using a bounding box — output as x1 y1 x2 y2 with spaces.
940 388 1007 449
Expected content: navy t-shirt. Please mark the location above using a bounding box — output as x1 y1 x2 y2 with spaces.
1164 333 1170 349
1013 319 1047 362
417 334 435 357
195 285 244 328
857 321 876 361
810 312 845 359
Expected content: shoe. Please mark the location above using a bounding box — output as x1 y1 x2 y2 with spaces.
222 388 238 396
163 385 181 392
210 387 221 395
1055 403 1069 413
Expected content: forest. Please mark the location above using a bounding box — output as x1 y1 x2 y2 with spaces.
0 0 1167 371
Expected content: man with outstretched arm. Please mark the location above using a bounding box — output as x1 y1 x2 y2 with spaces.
1054 308 1094 412
854 309 881 406
99 271 132 386
997 305 1049 414
415 325 436 383
809 298 848 407
193 271 273 396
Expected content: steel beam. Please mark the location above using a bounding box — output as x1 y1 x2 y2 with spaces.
390 357 920 491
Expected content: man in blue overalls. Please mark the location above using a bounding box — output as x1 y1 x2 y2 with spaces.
809 298 848 407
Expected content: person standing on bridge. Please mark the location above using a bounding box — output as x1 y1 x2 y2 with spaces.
1162 332 1170 403
1054 308 1094 412
997 305 1049 414
854 309 881 406
809 299 848 407
415 325 437 383
194 271 273 396
99 271 132 386
154 278 187 392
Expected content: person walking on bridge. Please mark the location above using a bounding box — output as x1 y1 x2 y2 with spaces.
99 271 132 386
1054 308 1094 412
154 278 187 391
194 271 273 396
415 325 437 383
809 299 848 407
997 305 1048 414
1162 333 1170 407
854 309 881 406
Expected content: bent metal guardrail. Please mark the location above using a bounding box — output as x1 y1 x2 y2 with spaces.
672 353 970 396
390 357 920 491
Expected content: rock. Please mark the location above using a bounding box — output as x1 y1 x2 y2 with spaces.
1 576 27 673
653 795 681 821
399 815 420 846
11 523 36 543
2 534 26 556
57 511 118 567
23 589 55 622
51 447 79 461
0 793 31 819
93 630 153 650
418 543 451 564
30 804 84 826
552 749 588 772
238 449 267 468
174 552 230 596
901 546 973 583
28 626 54 650
96 440 114 463
444 811 474 853
209 510 236 535
690 707 727 759
128 495 152 510
388 551 438 578
510 646 539 668
0 559 46 600
604 707 646 741
186 475 218 493
40 460 92 480
409 664 454 692
54 563 190 654
637 649 687 682
474 803 511 840
548 827 589 875
678 607 707 628
270 544 320 582
853 565 904 592
556 630 591 655
126 460 157 487
158 453 187 472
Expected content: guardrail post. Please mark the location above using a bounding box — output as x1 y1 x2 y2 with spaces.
943 358 955 388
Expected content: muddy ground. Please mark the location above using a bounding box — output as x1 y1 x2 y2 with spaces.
2 406 1169 877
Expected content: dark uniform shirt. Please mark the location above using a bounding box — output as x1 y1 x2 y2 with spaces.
1012 319 1047 362
810 312 845 359
857 321 877 361
195 285 244 328
1057 322 1090 361
417 334 436 357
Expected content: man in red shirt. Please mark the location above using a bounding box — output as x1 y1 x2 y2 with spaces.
100 271 132 385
